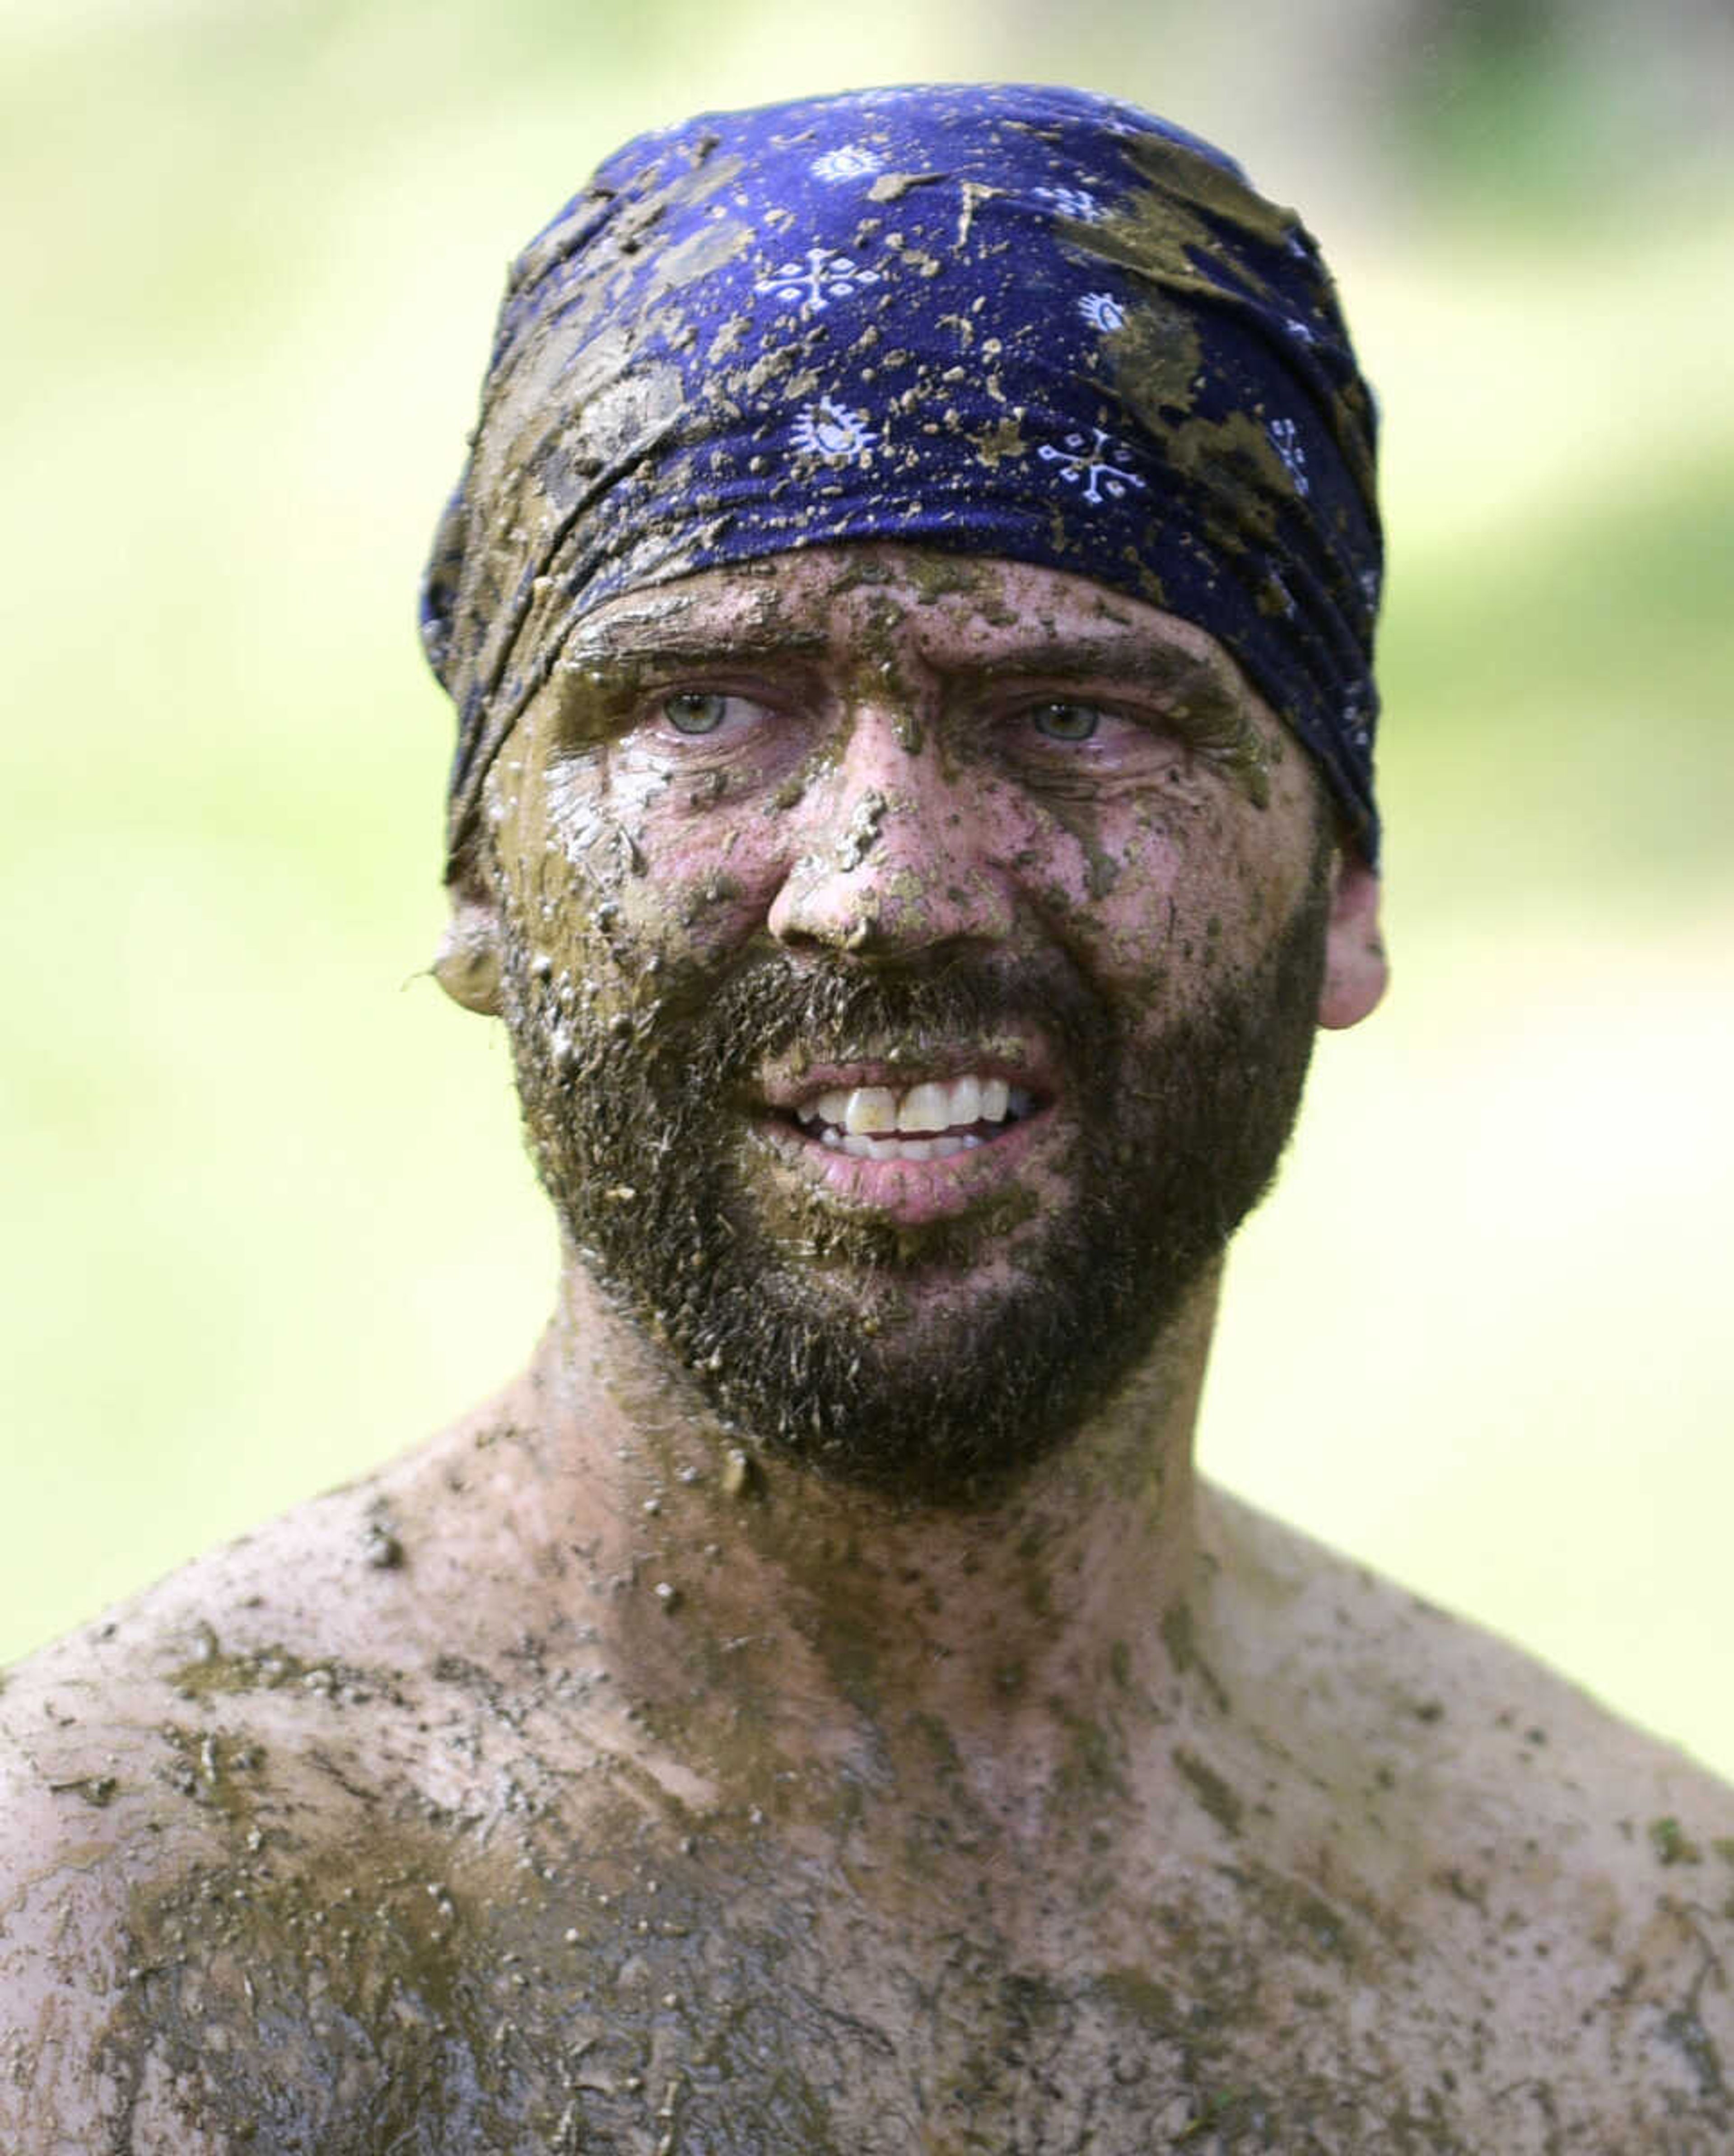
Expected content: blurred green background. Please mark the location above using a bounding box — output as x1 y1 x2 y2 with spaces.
4 0 1731 1770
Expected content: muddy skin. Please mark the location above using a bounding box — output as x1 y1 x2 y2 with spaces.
487 840 1328 1500
10 1438 1734 2152
5 549 1732 2151
481 547 1326 1502
89 1771 1429 2152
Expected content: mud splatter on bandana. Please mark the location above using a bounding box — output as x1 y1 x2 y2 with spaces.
422 83 1384 873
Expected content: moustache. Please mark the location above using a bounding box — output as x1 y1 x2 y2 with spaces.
649 943 1117 1085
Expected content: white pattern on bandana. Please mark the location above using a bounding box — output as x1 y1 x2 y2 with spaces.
1268 418 1310 498
791 398 878 460
1036 427 1144 506
1034 184 1105 222
1077 291 1127 333
755 247 882 312
811 144 884 183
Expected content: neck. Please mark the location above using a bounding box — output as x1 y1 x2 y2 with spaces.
499 1258 1220 1838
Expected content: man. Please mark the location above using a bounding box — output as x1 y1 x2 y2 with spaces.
2 84 1729 2152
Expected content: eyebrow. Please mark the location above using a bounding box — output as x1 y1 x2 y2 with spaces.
556 623 1243 704
558 621 832 670
972 634 1246 711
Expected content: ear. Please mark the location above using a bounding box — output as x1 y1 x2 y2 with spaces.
1316 850 1387 1030
432 870 503 1017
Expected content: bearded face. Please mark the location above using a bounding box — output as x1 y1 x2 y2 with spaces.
496 893 1327 1505
477 548 1351 1506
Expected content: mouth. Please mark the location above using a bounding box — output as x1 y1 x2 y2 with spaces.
754 1047 1058 1227
787 1071 1040 1161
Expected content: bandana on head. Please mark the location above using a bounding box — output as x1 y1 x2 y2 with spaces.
422 83 1384 875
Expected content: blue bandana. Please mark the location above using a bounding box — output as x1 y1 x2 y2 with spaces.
423 84 1384 873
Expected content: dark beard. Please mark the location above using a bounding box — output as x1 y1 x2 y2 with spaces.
499 861 1330 1507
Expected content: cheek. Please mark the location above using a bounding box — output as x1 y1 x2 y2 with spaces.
1028 778 1301 998
1011 781 1205 984
514 748 788 972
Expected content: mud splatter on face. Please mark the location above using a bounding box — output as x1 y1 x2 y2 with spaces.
489 833 1332 1504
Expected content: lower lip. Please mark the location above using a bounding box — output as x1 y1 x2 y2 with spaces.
757 1111 1051 1227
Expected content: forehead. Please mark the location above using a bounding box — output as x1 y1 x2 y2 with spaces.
558 544 1258 696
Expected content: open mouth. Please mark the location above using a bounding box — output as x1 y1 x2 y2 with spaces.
785 1073 1040 1162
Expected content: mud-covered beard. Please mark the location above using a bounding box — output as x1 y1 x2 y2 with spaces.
499 860 1331 1507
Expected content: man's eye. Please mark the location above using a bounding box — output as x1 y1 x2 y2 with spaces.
662 691 732 736
1030 701 1101 743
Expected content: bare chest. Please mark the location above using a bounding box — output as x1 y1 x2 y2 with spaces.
107 1801 1729 2156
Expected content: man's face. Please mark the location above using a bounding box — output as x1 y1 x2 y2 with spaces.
479 546 1365 1501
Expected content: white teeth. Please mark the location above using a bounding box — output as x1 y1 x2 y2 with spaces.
793 1069 1035 1151
813 1087 853 1127
897 1081 951 1134
833 1132 976 1162
844 1086 898 1135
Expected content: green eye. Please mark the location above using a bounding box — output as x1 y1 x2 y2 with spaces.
1031 701 1100 742
663 691 728 736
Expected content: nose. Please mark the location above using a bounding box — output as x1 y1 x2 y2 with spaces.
765 706 1016 960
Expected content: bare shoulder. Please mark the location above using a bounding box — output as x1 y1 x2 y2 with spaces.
1199 1481 1734 2142
0 1481 404 2149
0 1388 615 2153
1201 1479 1731 1842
